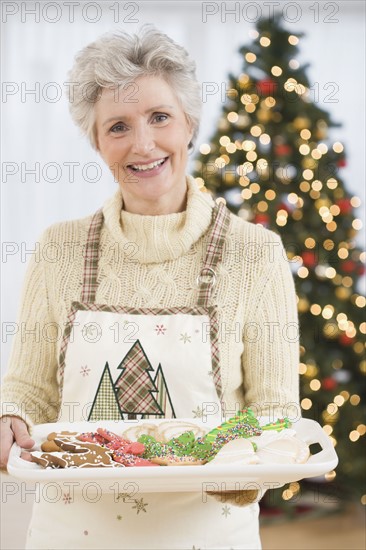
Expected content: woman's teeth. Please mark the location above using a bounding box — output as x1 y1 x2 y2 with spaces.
130 158 166 171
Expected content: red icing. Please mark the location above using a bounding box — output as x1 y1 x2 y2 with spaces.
38 428 152 469
124 442 145 455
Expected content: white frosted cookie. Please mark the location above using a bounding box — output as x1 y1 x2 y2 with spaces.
155 421 208 442
256 436 310 464
121 423 157 441
206 438 259 466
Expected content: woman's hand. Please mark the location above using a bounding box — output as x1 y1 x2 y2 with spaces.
0 416 34 470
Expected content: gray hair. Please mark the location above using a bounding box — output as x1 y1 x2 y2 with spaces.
66 25 202 150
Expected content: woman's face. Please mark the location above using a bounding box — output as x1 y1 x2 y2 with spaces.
94 75 193 214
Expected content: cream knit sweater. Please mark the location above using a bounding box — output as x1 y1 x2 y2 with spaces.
1 176 300 425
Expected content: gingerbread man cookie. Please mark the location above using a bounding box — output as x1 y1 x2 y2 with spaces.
32 437 121 468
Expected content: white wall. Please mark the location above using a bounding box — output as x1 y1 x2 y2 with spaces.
1 0 365 375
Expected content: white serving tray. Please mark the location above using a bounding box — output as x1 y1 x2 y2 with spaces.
7 418 338 493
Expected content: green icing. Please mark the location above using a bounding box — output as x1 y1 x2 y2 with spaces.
137 409 291 462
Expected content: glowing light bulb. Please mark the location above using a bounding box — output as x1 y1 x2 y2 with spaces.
227 111 239 123
310 304 322 315
351 196 361 207
271 65 282 76
300 129 311 140
226 143 236 153
310 379 321 391
260 37 271 47
219 136 230 146
352 219 363 230
288 35 299 45
299 144 310 155
326 178 338 189
265 190 276 200
333 142 344 153
199 144 211 155
289 59 300 69
298 267 309 278
250 125 262 137
259 134 271 145
349 431 360 442
303 169 314 180
318 143 328 154
301 398 312 410
245 53 256 63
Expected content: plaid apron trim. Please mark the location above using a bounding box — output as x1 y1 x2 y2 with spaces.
58 303 222 399
80 208 104 304
80 203 232 307
58 306 79 382
68 302 216 316
197 202 231 308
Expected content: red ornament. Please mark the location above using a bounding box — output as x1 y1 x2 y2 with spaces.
337 158 347 168
277 202 291 213
256 78 277 96
339 334 355 346
335 198 352 214
254 213 270 226
322 377 337 391
342 260 356 273
302 251 318 268
275 144 292 156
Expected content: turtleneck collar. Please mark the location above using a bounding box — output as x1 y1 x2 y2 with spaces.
102 175 215 264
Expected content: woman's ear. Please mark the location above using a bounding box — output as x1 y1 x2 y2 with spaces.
186 119 194 149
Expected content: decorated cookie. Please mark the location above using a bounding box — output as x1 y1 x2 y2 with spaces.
206 438 259 466
193 422 262 462
29 411 304 470
256 436 310 464
121 422 157 441
32 438 122 468
191 409 293 462
47 431 79 441
41 440 63 452
156 421 207 442
112 449 159 467
77 432 107 445
94 428 131 450
150 455 205 466
31 452 66 469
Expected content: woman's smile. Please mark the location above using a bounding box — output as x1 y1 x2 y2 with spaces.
126 156 169 176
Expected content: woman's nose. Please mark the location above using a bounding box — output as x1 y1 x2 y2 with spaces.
130 125 155 155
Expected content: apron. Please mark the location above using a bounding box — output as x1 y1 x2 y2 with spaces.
26 203 261 550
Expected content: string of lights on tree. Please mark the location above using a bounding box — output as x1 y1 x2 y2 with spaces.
193 14 366 507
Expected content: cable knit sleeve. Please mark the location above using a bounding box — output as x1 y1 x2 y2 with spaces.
241 233 300 420
0 228 61 426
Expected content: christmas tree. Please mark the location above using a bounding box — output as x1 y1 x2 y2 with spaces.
88 363 123 421
115 340 164 419
193 14 365 506
150 363 176 419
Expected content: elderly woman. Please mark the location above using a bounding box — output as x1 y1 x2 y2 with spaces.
0 27 299 549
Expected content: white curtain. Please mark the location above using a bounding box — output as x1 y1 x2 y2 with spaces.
2 0 365 375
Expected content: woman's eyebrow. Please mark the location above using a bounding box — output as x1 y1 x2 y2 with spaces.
102 104 174 127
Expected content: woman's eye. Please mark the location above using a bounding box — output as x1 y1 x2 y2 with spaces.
110 123 127 133
153 113 169 123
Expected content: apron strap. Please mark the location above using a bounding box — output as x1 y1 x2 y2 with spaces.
81 208 104 303
196 202 231 308
81 201 231 306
